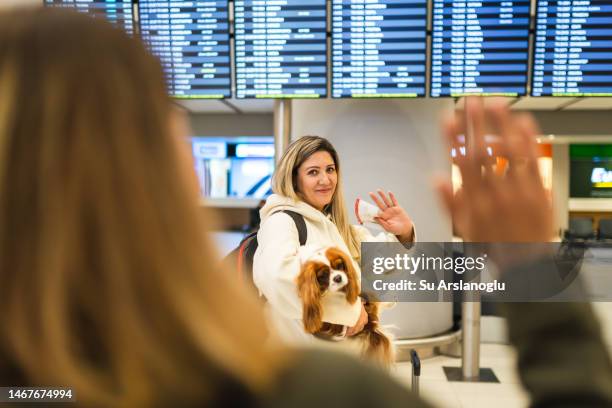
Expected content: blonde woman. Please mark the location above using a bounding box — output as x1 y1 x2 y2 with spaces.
253 136 416 344
0 7 281 406
0 7 430 407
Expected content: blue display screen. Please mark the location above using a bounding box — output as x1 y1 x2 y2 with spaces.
234 0 328 99
431 0 531 97
191 137 274 199
138 1 231 99
331 0 427 98
532 0 612 97
44 0 134 35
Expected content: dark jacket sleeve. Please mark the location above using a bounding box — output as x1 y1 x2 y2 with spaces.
504 298 612 407
262 349 433 408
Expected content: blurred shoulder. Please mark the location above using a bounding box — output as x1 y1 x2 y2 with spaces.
261 349 430 408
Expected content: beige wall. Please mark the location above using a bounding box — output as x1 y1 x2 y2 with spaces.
189 113 273 137
533 111 612 136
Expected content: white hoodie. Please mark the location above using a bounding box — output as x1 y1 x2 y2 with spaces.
253 194 405 345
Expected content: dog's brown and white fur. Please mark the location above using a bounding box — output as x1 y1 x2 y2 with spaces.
296 246 393 366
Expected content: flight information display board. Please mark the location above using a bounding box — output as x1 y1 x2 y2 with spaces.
234 0 327 98
44 0 134 35
331 0 427 98
139 1 231 99
430 0 531 97
532 0 612 96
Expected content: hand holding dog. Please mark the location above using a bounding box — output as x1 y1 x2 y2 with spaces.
346 300 368 337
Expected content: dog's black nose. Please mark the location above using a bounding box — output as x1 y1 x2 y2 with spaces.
333 275 342 284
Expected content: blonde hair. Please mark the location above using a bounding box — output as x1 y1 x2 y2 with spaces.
0 8 282 406
272 136 360 259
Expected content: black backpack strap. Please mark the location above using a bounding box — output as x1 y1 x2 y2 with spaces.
272 209 307 246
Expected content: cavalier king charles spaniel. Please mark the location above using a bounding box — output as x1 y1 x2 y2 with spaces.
296 245 393 366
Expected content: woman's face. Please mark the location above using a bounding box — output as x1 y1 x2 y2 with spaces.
296 150 337 211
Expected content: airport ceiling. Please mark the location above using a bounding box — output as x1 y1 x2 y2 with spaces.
180 97 612 114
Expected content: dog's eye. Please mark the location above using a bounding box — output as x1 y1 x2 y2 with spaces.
316 265 330 277
332 259 345 271
316 265 330 285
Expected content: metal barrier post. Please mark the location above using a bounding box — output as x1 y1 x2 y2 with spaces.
461 301 481 380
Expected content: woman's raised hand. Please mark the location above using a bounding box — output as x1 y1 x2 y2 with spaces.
369 190 414 243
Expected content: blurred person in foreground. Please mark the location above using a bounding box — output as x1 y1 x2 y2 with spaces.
0 7 610 408
435 97 612 406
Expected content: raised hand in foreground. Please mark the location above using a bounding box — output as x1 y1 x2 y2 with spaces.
435 97 553 243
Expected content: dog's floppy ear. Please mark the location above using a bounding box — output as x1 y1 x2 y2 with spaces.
296 262 324 333
326 247 360 304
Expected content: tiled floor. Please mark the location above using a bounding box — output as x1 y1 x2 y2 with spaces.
389 302 612 408
391 344 528 408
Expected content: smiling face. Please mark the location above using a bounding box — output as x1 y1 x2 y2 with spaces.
296 150 338 211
